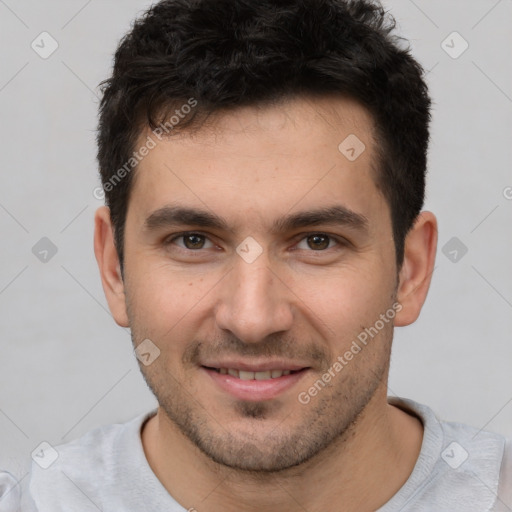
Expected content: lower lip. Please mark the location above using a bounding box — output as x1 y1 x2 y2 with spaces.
202 367 309 401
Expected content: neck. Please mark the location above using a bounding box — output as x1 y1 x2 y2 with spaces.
141 389 423 512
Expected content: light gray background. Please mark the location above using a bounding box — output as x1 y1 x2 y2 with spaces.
0 0 511 477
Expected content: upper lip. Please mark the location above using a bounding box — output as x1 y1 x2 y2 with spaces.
201 359 310 372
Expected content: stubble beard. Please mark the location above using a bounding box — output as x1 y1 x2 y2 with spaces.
134 330 391 474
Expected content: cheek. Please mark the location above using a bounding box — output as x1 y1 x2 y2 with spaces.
125 261 219 338
290 266 394 340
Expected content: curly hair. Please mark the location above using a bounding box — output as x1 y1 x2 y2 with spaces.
97 0 431 270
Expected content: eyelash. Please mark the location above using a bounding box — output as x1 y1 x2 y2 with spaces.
164 231 347 253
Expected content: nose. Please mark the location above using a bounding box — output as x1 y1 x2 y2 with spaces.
215 255 294 344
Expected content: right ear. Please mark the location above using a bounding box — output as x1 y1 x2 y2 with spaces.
93 206 130 327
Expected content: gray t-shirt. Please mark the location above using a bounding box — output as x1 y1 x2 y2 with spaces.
2 396 511 511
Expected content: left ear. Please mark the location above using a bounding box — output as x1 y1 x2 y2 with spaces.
394 211 438 326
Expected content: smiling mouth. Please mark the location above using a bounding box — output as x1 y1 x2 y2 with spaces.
202 366 306 380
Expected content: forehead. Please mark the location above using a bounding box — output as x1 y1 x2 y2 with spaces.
128 95 386 230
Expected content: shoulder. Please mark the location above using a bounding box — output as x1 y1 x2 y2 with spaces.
437 419 511 511
385 397 509 511
439 417 506 481
393 397 507 473
23 410 155 511
493 437 512 511
32 415 135 476
0 470 22 511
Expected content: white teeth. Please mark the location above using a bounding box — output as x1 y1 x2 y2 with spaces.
255 371 271 380
215 368 297 379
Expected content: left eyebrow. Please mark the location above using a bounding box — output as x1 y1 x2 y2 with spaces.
272 206 369 234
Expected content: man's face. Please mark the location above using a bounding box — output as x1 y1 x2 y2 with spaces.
121 96 399 472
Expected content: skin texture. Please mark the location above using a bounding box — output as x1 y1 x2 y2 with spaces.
94 95 437 512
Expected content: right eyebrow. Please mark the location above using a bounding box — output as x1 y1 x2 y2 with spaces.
143 206 232 233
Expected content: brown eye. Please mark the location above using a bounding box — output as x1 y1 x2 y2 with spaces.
183 234 206 249
167 233 214 251
306 234 331 250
